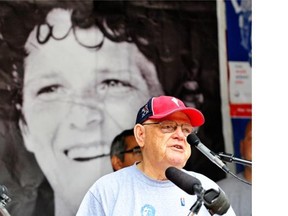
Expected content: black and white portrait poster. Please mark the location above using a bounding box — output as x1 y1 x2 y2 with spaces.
0 1 233 215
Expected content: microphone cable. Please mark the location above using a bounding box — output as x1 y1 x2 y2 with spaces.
227 171 251 186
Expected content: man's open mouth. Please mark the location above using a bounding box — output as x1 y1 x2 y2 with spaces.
172 144 183 150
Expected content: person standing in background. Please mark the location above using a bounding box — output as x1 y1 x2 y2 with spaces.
217 120 252 216
110 129 142 171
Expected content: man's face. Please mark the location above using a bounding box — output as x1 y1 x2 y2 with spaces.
122 135 142 167
21 24 155 210
141 112 192 169
241 122 252 161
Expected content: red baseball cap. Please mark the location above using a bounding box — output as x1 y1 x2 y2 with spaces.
135 96 205 127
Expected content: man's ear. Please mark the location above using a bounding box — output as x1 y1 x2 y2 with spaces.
134 124 145 147
19 119 35 152
111 156 123 171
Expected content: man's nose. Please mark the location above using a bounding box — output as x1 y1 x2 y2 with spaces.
174 126 186 139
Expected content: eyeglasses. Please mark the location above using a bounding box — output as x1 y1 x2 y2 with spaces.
142 120 194 137
120 146 141 155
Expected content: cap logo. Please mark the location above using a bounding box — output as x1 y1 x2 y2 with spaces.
141 104 149 118
171 97 180 107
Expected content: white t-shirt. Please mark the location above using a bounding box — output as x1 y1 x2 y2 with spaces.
76 164 236 216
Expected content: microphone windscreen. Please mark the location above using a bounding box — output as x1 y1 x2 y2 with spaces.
187 133 200 146
165 166 201 195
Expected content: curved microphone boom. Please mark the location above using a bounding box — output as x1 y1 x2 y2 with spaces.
187 133 230 173
165 167 230 215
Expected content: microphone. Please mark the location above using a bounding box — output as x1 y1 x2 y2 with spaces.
0 185 11 216
187 133 230 173
165 166 202 196
165 167 230 215
0 185 11 207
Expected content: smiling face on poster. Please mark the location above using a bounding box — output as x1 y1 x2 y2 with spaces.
0 1 229 216
18 8 163 216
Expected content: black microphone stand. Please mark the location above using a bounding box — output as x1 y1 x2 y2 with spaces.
217 152 252 186
187 185 204 216
217 152 252 166
188 197 202 216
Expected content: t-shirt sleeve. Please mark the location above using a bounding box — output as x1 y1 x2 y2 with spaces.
76 190 105 216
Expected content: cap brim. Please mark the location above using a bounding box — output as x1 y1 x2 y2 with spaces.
148 107 205 127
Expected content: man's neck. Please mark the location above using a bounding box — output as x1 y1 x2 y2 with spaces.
137 161 168 181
